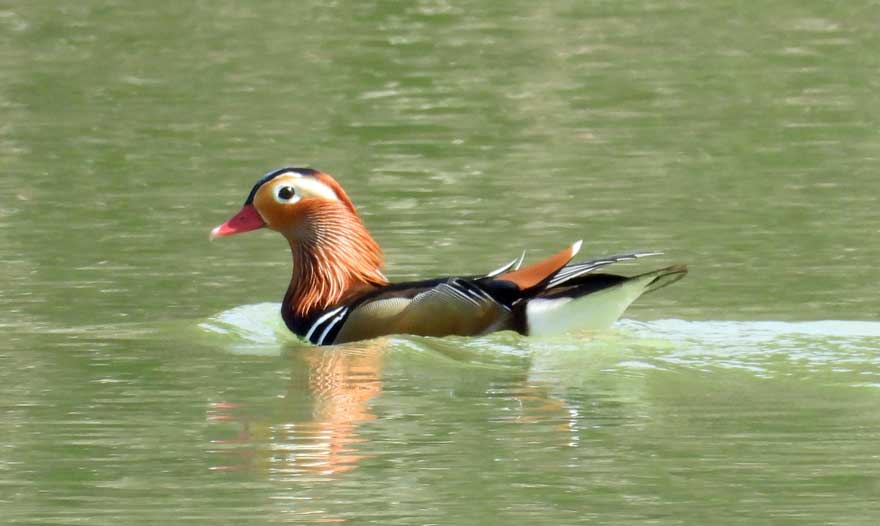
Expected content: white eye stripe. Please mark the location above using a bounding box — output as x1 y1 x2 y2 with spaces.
267 175 340 204
274 185 301 204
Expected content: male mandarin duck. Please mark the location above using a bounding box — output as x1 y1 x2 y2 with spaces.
211 167 687 346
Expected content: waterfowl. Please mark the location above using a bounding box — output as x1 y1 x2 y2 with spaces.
211 167 687 346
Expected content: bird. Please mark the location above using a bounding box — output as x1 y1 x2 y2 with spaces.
211 167 687 346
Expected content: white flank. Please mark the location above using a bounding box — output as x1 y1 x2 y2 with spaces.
526 273 656 337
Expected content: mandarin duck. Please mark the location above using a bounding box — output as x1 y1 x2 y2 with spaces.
211 168 687 346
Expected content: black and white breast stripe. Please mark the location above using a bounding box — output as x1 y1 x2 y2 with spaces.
303 305 350 345
547 252 663 288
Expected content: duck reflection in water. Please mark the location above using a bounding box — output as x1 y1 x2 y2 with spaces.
205 337 582 477
207 340 384 477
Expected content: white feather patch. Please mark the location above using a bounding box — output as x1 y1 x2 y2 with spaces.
294 177 340 201
526 274 655 337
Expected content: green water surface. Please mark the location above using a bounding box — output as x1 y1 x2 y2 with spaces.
2 1 879 524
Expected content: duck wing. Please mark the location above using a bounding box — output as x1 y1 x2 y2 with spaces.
331 277 516 344
328 242 584 344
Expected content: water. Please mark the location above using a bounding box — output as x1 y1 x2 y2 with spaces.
2 1 879 524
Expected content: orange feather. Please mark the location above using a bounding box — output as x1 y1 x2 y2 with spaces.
313 171 360 218
498 243 579 290
284 199 387 316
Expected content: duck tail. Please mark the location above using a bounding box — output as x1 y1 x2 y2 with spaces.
523 264 688 337
640 264 689 295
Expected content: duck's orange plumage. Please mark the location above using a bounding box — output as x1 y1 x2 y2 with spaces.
282 198 387 317
212 167 687 346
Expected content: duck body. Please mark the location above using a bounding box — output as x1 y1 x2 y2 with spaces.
212 167 687 346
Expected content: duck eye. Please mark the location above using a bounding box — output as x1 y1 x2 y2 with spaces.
276 186 297 201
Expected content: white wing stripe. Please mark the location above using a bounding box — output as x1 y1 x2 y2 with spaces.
475 287 493 300
512 250 526 271
486 257 519 278
547 252 665 288
445 282 481 306
485 250 527 277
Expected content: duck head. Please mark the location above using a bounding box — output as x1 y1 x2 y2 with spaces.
211 167 387 316
210 167 360 240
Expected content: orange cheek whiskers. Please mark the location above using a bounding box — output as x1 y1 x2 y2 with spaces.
283 201 387 317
